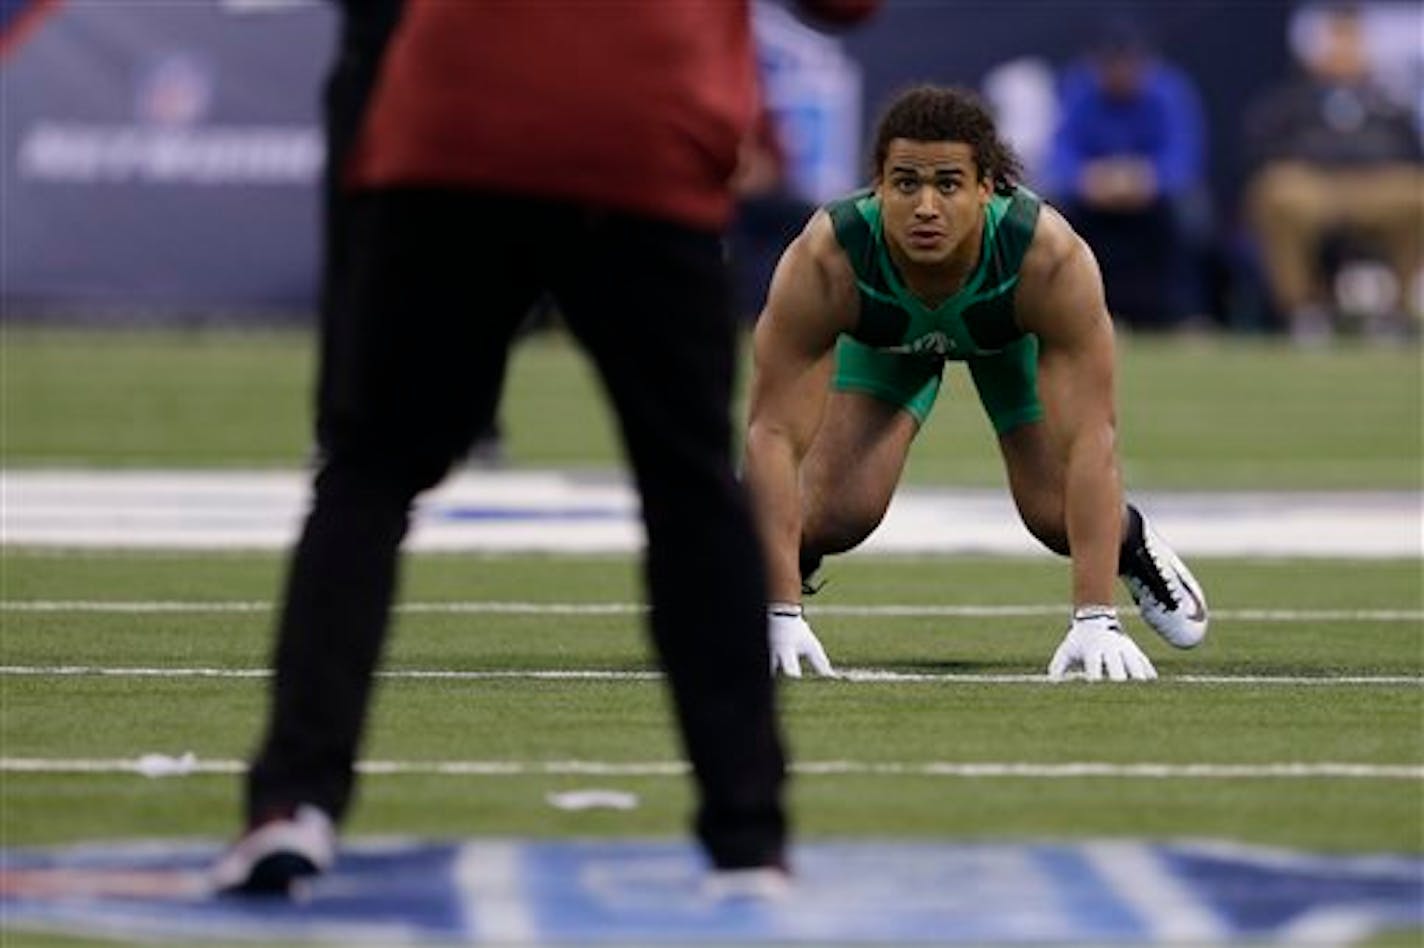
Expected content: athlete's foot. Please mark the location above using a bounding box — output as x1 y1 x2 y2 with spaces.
799 550 826 596
1118 506 1208 648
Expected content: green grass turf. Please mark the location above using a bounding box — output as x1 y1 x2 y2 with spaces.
4 327 1421 488
2 329 1420 944
2 551 1419 857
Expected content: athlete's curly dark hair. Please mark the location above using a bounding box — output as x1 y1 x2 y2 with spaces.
870 85 1023 195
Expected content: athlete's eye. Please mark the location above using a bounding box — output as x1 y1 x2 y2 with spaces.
893 178 919 195
937 180 959 195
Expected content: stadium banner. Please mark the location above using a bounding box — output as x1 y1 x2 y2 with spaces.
1 0 334 316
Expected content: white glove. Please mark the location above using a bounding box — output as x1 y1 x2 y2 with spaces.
1048 607 1157 682
768 603 835 678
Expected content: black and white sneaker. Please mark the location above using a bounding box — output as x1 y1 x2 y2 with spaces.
210 803 335 896
799 550 827 597
1119 506 1208 649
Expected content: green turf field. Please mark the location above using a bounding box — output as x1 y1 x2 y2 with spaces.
1 328 1421 945
4 327 1422 488
3 551 1420 855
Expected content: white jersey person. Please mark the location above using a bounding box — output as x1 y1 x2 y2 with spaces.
743 85 1208 682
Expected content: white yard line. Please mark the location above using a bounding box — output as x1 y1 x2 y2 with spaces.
1 758 1418 780
1 665 1419 685
3 600 1421 622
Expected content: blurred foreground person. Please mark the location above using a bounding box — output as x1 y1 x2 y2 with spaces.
1245 3 1424 344
743 86 1208 682
214 0 877 898
312 0 401 455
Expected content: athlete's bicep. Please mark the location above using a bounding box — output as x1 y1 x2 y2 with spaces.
748 218 848 451
1017 220 1117 443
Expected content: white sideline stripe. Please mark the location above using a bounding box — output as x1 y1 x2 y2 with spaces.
2 665 1420 686
8 471 1421 556
4 599 1422 622
1 758 1419 780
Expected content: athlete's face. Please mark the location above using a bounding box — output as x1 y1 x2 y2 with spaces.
875 139 991 267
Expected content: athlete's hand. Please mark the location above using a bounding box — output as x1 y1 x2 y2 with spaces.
1048 608 1157 682
769 603 835 678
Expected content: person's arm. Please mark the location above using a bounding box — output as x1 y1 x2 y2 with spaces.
744 212 857 677
744 213 852 605
1019 208 1155 682
1018 208 1121 607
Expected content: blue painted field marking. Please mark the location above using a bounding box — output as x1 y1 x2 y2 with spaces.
1162 841 1424 939
2 839 1420 943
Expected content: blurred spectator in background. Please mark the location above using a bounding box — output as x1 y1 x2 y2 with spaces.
728 103 815 321
1244 2 1423 344
1044 20 1210 331
982 56 1059 187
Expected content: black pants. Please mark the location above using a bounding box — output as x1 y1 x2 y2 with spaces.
247 190 787 870
313 0 403 451
1062 198 1200 330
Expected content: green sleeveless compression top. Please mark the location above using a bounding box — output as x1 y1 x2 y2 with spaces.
824 184 1046 433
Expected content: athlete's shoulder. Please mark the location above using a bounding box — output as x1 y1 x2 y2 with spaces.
767 209 859 327
1013 196 1109 335
1019 197 1091 287
786 207 844 271
822 187 877 213
821 186 878 242
1000 184 1044 235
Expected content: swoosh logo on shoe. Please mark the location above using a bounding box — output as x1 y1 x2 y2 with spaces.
1174 567 1207 623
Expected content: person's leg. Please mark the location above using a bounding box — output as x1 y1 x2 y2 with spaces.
1246 164 1336 338
728 190 816 321
314 0 404 453
1060 203 1170 327
974 338 1207 647
247 190 538 827
799 391 919 564
1335 167 1424 323
967 337 1059 549
799 339 940 582
549 211 784 871
996 422 1206 647
995 421 1068 554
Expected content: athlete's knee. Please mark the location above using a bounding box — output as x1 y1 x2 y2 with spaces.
1023 518 1070 557
1013 497 1069 556
802 499 883 556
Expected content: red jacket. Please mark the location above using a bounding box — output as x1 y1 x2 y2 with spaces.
346 0 878 230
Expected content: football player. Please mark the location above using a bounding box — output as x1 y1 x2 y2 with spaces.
744 85 1208 682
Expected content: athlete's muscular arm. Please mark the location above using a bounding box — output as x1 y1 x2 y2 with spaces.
744 212 857 603
1015 207 1123 609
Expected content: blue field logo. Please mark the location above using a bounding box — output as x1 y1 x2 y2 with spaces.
2 838 1420 943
